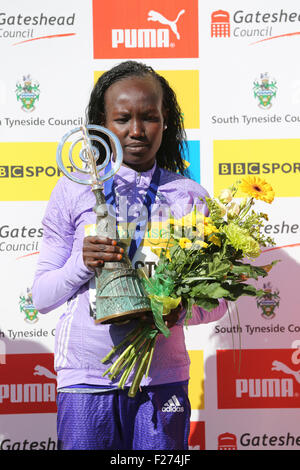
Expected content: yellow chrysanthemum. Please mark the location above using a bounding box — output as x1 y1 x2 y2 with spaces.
151 247 171 260
221 223 260 258
179 237 193 249
169 210 205 229
240 176 275 203
204 223 219 237
195 216 219 238
194 239 208 248
209 234 221 247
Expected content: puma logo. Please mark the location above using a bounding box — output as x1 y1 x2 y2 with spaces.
33 365 57 380
148 9 185 40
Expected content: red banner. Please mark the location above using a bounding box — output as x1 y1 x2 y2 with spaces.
93 0 199 59
217 349 300 409
0 354 56 414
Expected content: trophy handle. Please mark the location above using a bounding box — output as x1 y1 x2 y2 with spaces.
56 125 123 188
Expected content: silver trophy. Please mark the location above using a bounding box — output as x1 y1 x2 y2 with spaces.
56 125 152 324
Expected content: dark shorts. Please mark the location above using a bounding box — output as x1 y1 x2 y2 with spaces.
56 381 191 450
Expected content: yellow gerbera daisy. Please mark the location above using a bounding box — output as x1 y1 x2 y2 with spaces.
240 176 275 203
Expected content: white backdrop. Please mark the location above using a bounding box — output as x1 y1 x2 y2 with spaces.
0 0 299 451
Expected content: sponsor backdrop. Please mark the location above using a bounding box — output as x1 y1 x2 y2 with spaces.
0 0 299 451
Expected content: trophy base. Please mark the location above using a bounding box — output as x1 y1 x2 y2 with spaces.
94 266 153 325
94 308 152 325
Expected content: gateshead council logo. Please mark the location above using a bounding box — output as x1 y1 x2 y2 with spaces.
211 8 300 44
0 11 76 46
218 433 237 450
211 10 230 37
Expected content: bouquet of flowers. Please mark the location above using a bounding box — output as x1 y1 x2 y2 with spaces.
101 176 277 397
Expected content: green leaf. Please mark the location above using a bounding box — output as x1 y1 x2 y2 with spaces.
150 297 171 338
176 285 191 296
207 253 231 278
191 281 230 299
220 282 261 300
231 262 269 280
193 297 220 311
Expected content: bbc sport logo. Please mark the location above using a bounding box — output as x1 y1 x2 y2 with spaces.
214 138 300 198
218 162 300 175
0 165 70 178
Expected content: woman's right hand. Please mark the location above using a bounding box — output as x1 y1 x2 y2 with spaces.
82 236 124 271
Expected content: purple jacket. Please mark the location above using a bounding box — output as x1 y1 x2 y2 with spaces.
32 162 227 389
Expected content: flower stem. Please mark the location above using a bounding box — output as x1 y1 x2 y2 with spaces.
108 334 148 380
118 352 140 389
102 330 144 378
128 342 152 397
106 332 144 377
117 333 154 389
100 325 142 364
145 334 158 378
238 197 253 220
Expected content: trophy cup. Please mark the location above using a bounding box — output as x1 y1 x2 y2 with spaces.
56 125 152 324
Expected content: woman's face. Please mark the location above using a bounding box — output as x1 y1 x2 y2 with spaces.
103 76 166 172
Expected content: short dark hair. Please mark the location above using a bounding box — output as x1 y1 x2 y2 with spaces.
86 60 188 175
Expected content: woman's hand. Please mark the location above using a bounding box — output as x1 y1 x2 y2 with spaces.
163 305 182 328
83 236 124 271
140 304 182 330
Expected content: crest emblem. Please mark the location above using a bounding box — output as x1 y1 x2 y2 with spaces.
19 289 39 323
256 282 280 320
15 75 40 112
253 73 277 109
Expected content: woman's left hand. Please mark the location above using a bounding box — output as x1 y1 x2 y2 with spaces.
140 305 182 330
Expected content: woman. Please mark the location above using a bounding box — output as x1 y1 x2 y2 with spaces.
32 61 227 450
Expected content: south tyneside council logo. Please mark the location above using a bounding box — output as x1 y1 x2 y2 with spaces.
253 73 277 109
19 288 39 323
256 282 280 320
15 75 40 112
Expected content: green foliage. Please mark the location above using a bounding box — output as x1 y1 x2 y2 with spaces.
144 182 279 320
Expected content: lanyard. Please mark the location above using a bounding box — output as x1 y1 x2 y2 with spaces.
103 162 161 261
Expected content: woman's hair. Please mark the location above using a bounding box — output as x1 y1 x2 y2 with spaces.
86 60 188 175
